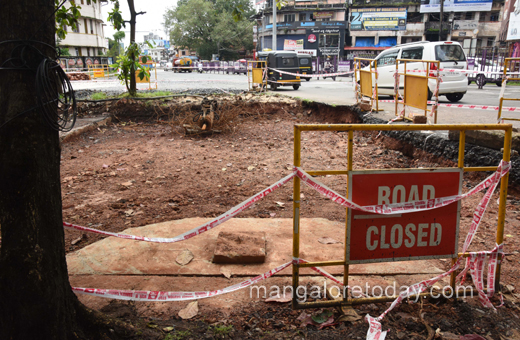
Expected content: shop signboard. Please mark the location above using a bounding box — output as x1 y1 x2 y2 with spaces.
313 11 334 19
337 60 351 72
507 0 520 40
296 49 317 57
453 20 478 30
345 49 386 60
420 0 493 13
350 8 407 31
284 39 304 50
320 48 340 56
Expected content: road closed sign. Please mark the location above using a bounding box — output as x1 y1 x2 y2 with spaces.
347 169 462 264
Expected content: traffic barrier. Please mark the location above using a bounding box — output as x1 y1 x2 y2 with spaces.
354 58 380 112
248 60 267 92
394 59 440 124
291 123 512 340
498 58 520 123
87 64 111 79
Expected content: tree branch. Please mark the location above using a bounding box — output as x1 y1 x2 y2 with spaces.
136 11 146 16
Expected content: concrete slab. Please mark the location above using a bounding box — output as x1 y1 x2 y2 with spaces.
67 218 444 276
60 115 111 143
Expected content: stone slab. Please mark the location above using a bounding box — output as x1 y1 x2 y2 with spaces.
212 231 266 264
70 273 452 317
67 218 444 276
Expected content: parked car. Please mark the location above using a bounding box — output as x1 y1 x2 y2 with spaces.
164 61 173 71
362 41 468 102
469 60 506 87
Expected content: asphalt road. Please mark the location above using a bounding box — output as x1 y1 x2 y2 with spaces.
75 69 519 106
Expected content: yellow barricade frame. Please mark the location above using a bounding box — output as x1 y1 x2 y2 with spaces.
135 62 157 90
498 58 520 122
88 64 110 79
354 58 380 112
248 60 267 92
395 59 440 124
292 123 512 309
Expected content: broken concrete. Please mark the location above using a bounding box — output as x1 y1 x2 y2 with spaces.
212 231 266 264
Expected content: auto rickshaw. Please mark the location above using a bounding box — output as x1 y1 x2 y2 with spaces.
266 51 300 90
297 54 313 81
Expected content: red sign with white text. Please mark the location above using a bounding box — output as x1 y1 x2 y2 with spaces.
347 169 461 264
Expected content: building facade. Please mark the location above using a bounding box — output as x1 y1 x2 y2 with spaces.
348 0 505 57
255 0 508 59
254 0 349 57
58 0 108 57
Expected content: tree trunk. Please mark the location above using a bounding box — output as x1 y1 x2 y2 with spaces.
128 0 137 96
0 2 112 339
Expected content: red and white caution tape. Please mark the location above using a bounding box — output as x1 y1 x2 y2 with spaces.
377 100 520 112
268 67 354 78
73 260 292 301
397 69 520 76
73 256 369 302
65 162 510 243
295 161 509 215
499 76 508 100
64 171 296 243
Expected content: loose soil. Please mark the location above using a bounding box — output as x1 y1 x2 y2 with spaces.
61 94 520 339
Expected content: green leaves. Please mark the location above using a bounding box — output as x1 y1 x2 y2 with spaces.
55 0 82 40
111 42 150 95
107 0 125 31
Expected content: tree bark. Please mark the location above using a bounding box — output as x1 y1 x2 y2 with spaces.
128 0 137 95
0 2 108 339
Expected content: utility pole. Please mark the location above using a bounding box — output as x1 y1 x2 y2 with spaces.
439 0 444 41
262 11 265 51
273 0 277 50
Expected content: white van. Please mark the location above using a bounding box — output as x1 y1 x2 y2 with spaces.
368 41 468 102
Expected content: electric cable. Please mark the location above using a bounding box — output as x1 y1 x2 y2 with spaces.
0 40 77 132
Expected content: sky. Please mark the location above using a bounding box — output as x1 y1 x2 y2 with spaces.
101 0 177 47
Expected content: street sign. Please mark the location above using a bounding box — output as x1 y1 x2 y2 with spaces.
347 169 462 264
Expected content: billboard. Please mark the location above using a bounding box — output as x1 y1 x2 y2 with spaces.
507 0 520 40
347 169 462 264
420 0 493 13
284 39 304 50
350 8 407 31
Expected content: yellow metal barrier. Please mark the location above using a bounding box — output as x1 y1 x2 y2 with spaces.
292 123 512 309
354 58 380 112
498 58 520 122
395 59 440 124
88 64 110 79
248 60 267 92
136 62 157 90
